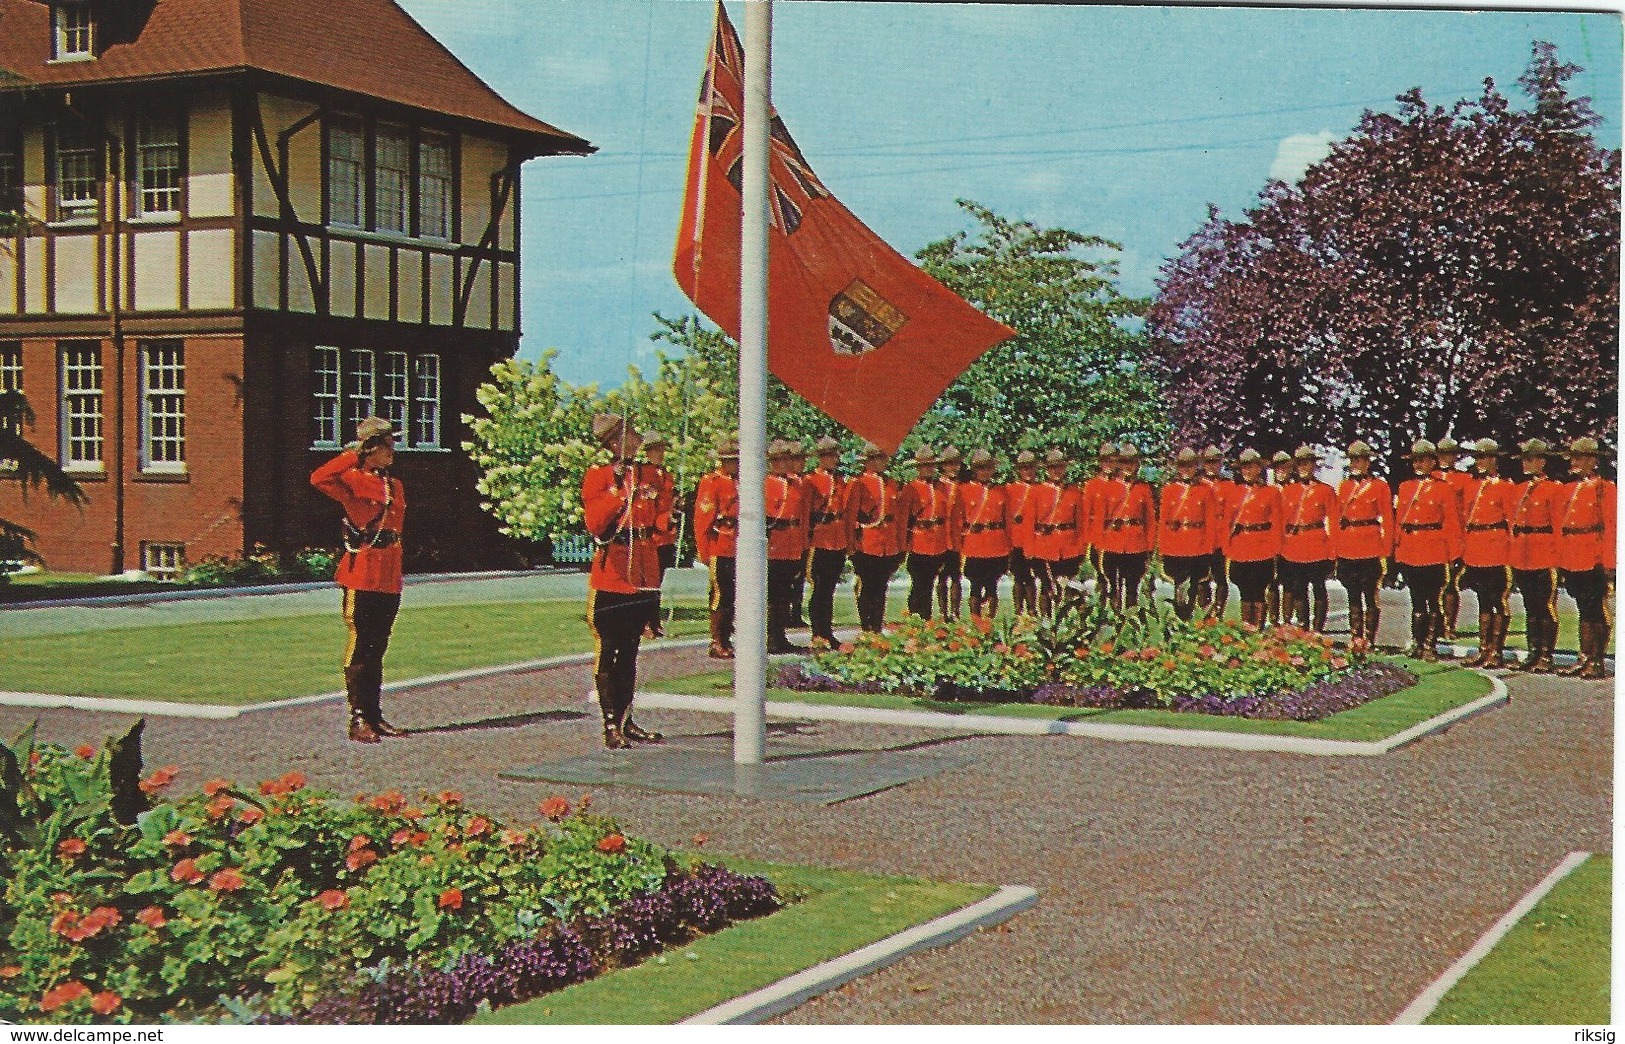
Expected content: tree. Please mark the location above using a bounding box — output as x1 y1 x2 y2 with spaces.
0 390 86 579
1148 43 1619 471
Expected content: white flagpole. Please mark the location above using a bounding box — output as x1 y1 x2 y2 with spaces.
734 0 771 766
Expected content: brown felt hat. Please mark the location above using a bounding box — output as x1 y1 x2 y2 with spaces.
1097 442 1117 458
861 442 888 460
1271 450 1293 465
913 446 938 465
1518 438 1551 457
591 413 629 444
1174 447 1198 464
1470 438 1500 457
1117 444 1141 460
1403 439 1438 459
1436 436 1460 454
813 436 841 455
1043 449 1068 465
1015 450 1038 466
1563 436 1604 458
715 437 740 460
1347 440 1373 459
353 416 395 447
1202 445 1224 460
969 448 995 468
1293 444 1318 461
1236 448 1263 465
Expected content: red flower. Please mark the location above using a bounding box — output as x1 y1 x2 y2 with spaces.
237 806 264 826
74 744 96 760
56 838 87 860
596 833 627 855
139 765 180 794
0 966 21 979
345 848 378 872
464 816 492 838
136 906 167 929
205 794 235 820
578 793 592 810
437 888 463 910
838 642 855 653
369 791 406 814
50 912 79 938
171 858 205 885
390 827 413 847
501 828 528 847
202 778 232 796
317 889 349 911
89 991 122 1016
162 829 191 848
208 868 246 892
280 770 307 792
1098 640 1116 655
437 790 463 807
1199 644 1218 658
539 796 571 822
348 835 372 853
40 981 89 1013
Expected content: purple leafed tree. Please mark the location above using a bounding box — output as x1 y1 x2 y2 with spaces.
1147 42 1619 471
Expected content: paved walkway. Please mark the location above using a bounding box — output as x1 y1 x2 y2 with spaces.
0 590 1608 1023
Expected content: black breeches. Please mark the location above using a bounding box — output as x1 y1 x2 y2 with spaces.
1103 551 1149 605
1513 567 1557 632
1009 547 1033 586
342 588 401 717
1281 559 1331 609
1462 565 1511 615
1561 566 1609 624
1229 558 1274 603
1163 554 1206 618
709 556 737 644
768 558 801 635
1400 563 1446 616
906 551 948 618
808 548 847 640
965 556 1006 600
588 589 653 678
852 552 902 632
1337 557 1382 617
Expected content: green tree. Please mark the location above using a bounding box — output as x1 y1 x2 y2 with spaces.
0 390 87 579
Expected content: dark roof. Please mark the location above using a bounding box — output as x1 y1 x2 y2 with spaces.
0 0 592 154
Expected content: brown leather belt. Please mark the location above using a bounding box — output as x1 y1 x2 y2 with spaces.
1165 520 1205 531
813 512 840 525
910 518 945 530
1467 522 1508 532
1563 525 1604 535
608 527 655 544
1402 522 1442 532
1234 522 1272 533
966 522 1006 533
1284 523 1324 535
1102 519 1140 529
1342 518 1380 528
1513 525 1552 535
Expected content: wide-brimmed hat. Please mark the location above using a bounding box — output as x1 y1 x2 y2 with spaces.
912 446 938 466
1293 444 1318 461
1518 438 1551 457
1202 445 1224 460
1236 448 1263 465
639 430 668 450
1096 442 1117 458
1270 450 1293 466
1174 447 1198 464
767 439 792 459
968 448 996 468
1403 439 1438 459
1470 438 1500 456
1117 444 1141 460
1043 449 1068 465
716 437 740 460
861 442 888 460
938 446 962 464
785 440 805 458
1436 436 1460 454
813 435 841 455
1563 436 1605 458
1015 450 1038 466
1347 440 1373 459
354 416 396 448
591 413 628 444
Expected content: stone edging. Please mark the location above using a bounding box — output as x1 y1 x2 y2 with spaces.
1391 850 1592 1024
679 884 1039 1025
631 669 1510 757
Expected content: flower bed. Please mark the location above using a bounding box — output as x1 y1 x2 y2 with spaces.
778 604 1418 722
0 724 778 1024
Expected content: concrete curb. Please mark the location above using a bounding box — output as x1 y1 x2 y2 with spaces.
1392 851 1592 1024
0 691 241 720
679 884 1039 1025
632 670 1510 757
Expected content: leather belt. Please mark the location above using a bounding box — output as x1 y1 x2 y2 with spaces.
1467 522 1509 532
966 522 1005 533
1401 522 1443 532
1513 525 1552 535
714 518 739 531
1234 522 1272 533
858 514 894 528
910 518 945 530
608 527 655 544
1103 519 1141 529
1342 518 1380 528
370 530 400 549
1165 520 1205 531
766 518 799 532
813 512 840 525
1284 523 1324 535
1033 523 1078 535
1563 524 1604 535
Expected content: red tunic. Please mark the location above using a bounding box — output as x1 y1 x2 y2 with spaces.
1223 483 1283 563
954 481 1012 559
1461 476 1514 568
1096 480 1154 555
1205 477 1238 554
1157 480 1215 559
648 464 676 549
902 478 953 555
765 475 809 561
581 461 661 593
805 469 849 552
1004 480 1036 554
1029 482 1084 562
311 451 406 594
1081 473 1115 554
693 470 740 564
1281 480 1337 563
1507 477 1565 571
1335 476 1393 561
1394 476 1464 567
1558 475 1617 571
845 472 905 556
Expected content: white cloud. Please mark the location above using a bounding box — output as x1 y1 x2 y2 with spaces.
1268 131 1335 183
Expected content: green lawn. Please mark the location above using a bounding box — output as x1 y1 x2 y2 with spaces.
658 658 1493 743
473 859 993 1025
1427 855 1610 1025
0 599 713 703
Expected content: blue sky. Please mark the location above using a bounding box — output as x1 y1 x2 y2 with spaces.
398 1 1623 389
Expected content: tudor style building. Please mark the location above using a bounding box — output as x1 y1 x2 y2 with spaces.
0 0 590 575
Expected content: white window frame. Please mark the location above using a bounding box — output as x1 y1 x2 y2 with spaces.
412 353 441 449
342 348 375 444
380 351 409 441
141 542 185 579
60 341 103 471
417 133 453 240
327 117 364 229
54 123 99 222
0 342 21 474
134 112 182 219
52 5 94 60
312 346 340 447
139 341 185 474
0 141 20 216
374 125 411 235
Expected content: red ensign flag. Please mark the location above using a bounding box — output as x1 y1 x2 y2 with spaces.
674 5 1015 453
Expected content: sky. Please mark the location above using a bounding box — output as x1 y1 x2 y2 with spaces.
397 0 1623 390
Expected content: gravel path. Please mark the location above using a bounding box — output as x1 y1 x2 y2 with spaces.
0 590 1609 1024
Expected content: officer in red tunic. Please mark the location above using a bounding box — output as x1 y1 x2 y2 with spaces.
804 436 849 650
1029 449 1084 615
641 430 676 639
1281 445 1338 633
1556 437 1615 679
1460 438 1514 668
787 440 812 630
934 446 966 621
1157 447 1216 621
694 438 742 660
1224 448 1284 628
1394 440 1465 662
1081 442 1118 594
1335 441 1392 652
765 440 811 653
311 416 409 744
844 442 905 633
1265 450 1295 626
1433 437 1475 642
1508 438 1565 673
580 413 664 748
1199 445 1236 619
901 446 951 619
954 449 1011 619
1005 450 1041 616
1099 444 1155 612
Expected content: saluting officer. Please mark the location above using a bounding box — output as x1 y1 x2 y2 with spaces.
1434 436 1475 642
1394 440 1464 662
902 446 952 619
766 440 811 653
1281 445 1338 633
580 413 665 749
1224 448 1285 628
935 445 967 621
844 442 906 633
1335 441 1392 652
641 430 676 639
1508 439 1565 673
1265 450 1295 626
1157 447 1217 621
1460 438 1515 668
1099 444 1156 612
694 437 742 660
1199 446 1237 619
311 416 410 744
1556 437 1615 679
804 436 849 650
1005 450 1041 616
955 449 1012 619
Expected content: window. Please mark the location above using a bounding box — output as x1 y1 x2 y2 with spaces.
134 112 182 217
312 346 340 446
418 134 452 239
54 123 100 221
310 349 440 449
52 5 94 59
327 118 364 228
374 125 411 234
141 542 185 579
60 341 102 469
0 139 20 216
140 341 185 473
0 342 20 474
412 354 441 448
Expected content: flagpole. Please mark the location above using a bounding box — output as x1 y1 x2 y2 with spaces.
733 0 771 766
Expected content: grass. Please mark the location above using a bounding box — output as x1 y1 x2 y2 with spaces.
0 599 712 703
657 657 1493 743
473 859 994 1025
0 572 197 603
1426 855 1610 1025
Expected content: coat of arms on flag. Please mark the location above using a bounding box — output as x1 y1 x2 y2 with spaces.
673 2 1015 452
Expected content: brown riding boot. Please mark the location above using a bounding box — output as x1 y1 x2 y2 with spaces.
1523 619 1556 673
1579 623 1611 680
1347 604 1365 649
344 668 380 743
1557 621 1592 677
708 611 734 659
1484 614 1510 669
1464 613 1492 667
1441 588 1460 641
